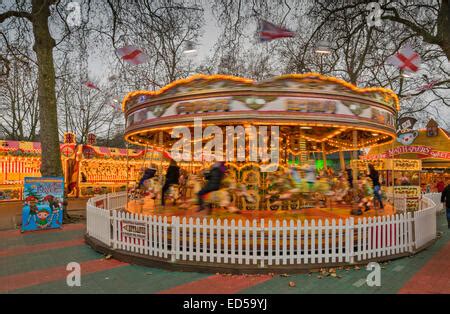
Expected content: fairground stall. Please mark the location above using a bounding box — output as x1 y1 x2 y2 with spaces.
351 158 422 212
367 118 450 192
0 139 75 201
85 73 438 273
72 144 170 197
0 134 169 201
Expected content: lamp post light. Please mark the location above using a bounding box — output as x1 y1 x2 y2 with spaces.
315 40 331 54
183 41 197 54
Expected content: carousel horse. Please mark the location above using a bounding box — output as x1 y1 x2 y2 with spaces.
144 177 162 200
180 174 255 212
351 178 374 214
332 175 350 204
139 168 157 189
164 184 181 205
310 176 332 207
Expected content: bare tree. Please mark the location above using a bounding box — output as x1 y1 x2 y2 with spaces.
0 57 40 141
0 0 63 176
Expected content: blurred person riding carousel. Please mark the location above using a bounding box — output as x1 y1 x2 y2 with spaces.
197 161 227 213
161 159 180 207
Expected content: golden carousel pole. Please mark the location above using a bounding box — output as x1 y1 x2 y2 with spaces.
339 150 345 172
126 141 129 212
321 142 328 171
392 139 395 212
158 131 164 210
351 129 359 214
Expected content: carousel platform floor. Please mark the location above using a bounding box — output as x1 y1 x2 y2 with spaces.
125 197 395 223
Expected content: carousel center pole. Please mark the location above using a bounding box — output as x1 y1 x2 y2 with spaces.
351 129 359 214
158 131 164 192
125 141 129 211
321 142 328 171
339 150 345 172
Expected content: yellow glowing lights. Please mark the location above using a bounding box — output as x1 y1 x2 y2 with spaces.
122 73 400 111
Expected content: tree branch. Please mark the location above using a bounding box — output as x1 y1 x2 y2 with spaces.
0 11 33 23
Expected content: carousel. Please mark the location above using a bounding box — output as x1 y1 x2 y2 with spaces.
84 73 439 273
122 73 400 222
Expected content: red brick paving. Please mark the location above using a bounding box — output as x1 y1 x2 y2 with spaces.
158 274 273 294
0 238 85 257
399 242 450 294
0 258 128 292
0 223 85 239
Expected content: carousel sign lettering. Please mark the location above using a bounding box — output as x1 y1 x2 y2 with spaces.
368 146 450 160
176 99 229 115
286 99 336 113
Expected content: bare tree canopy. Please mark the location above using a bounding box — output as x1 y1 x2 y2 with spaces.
1 0 449 155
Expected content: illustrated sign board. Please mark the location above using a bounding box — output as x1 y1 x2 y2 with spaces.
21 177 64 233
385 159 422 171
367 146 450 160
351 159 421 171
394 186 421 212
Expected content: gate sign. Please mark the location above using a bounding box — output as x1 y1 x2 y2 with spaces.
21 177 64 233
121 220 147 239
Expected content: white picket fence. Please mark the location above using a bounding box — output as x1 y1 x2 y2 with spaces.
385 193 407 213
86 192 439 267
423 192 443 213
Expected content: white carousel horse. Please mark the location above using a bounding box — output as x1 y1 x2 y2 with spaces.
164 184 181 205
180 175 255 212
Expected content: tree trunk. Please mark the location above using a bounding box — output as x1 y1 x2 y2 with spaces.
30 1 69 220
31 0 63 178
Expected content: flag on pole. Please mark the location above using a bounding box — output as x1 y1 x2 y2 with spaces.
386 46 421 73
84 81 101 91
258 20 295 42
116 45 149 65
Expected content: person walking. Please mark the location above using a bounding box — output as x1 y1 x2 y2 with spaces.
441 182 450 229
161 159 180 207
368 164 384 210
437 180 445 193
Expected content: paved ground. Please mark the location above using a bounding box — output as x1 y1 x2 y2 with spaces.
0 211 449 294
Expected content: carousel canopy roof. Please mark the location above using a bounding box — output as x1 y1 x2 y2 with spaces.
122 73 399 112
122 73 399 152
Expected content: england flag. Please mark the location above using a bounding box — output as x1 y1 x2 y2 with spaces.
386 46 421 73
116 45 149 65
259 20 295 42
84 81 101 91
